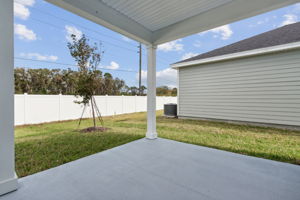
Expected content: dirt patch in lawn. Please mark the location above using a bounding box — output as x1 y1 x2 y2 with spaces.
80 127 109 133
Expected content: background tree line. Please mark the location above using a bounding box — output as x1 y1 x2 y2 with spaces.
156 86 177 96
14 67 177 96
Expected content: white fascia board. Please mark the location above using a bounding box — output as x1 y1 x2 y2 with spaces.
171 41 300 69
46 0 153 45
152 0 299 45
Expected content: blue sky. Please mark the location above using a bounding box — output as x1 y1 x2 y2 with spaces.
14 0 300 88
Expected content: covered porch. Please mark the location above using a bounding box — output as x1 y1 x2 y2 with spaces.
1 138 300 200
0 0 299 198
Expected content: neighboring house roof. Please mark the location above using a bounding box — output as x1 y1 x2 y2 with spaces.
173 22 300 67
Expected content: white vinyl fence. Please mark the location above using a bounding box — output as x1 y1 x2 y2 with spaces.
14 94 177 125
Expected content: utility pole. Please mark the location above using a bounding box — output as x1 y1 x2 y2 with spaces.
138 43 142 95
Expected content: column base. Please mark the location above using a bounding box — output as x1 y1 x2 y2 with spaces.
0 174 18 196
146 132 158 140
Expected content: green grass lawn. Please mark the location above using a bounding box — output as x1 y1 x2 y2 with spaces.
15 111 300 177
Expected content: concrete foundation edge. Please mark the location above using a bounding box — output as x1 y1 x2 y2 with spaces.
178 115 300 131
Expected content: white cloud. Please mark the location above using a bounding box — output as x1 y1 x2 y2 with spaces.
14 3 30 20
20 53 58 61
138 68 177 87
14 24 37 41
121 36 132 42
158 39 184 52
156 68 177 87
280 14 298 26
210 25 233 40
248 16 278 28
181 52 198 60
199 25 233 40
257 17 270 25
193 40 202 48
277 3 300 27
104 61 120 70
15 0 35 6
65 25 83 42
140 70 147 80
14 0 35 20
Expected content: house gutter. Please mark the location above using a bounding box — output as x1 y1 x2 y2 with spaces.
171 41 300 69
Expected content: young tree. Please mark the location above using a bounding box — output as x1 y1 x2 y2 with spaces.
67 34 104 130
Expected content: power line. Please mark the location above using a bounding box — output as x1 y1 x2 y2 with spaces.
15 57 177 83
16 1 138 48
140 47 175 66
29 5 175 65
16 6 176 71
30 3 178 59
30 17 173 68
31 18 169 65
14 57 138 73
15 57 177 87
160 78 177 84
31 18 138 53
32 16 176 66
24 17 173 65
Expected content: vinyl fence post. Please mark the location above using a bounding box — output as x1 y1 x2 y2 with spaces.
122 95 124 114
24 93 28 125
105 94 108 116
58 93 62 121
135 95 137 112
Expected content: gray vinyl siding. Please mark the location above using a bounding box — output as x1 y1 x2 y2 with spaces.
178 49 300 127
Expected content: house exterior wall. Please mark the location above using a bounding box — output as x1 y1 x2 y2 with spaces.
178 49 300 127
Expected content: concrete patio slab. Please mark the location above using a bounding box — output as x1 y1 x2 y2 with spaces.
1 138 299 200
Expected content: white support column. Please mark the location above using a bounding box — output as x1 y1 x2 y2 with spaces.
146 45 158 139
0 0 18 195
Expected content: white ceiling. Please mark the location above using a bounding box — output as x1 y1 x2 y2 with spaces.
101 0 233 31
47 0 300 45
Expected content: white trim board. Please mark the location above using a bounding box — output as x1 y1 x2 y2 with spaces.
46 0 299 45
46 0 153 45
171 41 300 69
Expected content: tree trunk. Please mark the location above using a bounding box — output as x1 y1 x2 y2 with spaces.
91 97 96 128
